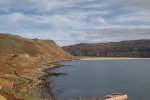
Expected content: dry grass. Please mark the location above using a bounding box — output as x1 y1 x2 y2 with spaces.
0 33 72 100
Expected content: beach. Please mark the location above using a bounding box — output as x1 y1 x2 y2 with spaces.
80 57 150 60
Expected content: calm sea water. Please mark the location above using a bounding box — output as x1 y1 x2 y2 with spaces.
47 59 150 100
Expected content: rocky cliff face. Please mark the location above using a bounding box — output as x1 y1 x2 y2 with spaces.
63 39 150 57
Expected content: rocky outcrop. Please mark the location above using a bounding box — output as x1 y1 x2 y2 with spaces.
63 39 150 57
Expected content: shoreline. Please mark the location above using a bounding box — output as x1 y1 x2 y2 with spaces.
1 56 148 100
26 57 150 100
40 58 130 100
26 59 73 100
23 64 55 100
80 57 150 60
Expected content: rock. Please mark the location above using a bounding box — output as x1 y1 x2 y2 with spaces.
48 72 68 76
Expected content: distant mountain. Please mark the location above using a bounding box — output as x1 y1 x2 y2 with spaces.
63 39 150 57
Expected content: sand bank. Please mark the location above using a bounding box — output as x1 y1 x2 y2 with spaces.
80 57 150 60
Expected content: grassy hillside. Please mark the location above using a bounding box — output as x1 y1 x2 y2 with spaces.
0 33 72 74
0 33 73 100
63 39 150 57
0 34 70 57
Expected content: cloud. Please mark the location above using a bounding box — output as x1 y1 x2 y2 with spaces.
121 0 150 10
0 0 150 46
63 28 150 45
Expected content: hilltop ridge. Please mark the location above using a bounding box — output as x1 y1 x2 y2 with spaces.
0 33 73 100
63 39 150 57
0 33 68 56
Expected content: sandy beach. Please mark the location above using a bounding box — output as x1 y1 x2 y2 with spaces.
80 57 150 60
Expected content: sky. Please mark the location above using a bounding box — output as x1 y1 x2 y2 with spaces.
0 0 150 46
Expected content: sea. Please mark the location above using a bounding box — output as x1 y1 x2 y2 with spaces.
48 59 150 100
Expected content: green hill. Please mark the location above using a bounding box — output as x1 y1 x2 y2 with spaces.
0 33 73 100
0 33 71 58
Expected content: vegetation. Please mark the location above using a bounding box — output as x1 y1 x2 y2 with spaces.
63 39 150 57
0 33 73 100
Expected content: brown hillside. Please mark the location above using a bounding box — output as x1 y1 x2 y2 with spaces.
63 39 150 57
0 33 73 100
0 34 70 56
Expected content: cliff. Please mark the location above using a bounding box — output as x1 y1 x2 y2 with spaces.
0 33 72 61
0 33 73 100
63 39 150 57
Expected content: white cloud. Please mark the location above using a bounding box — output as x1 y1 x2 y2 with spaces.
114 10 150 24
0 0 150 46
0 13 29 23
0 0 94 13
121 0 150 10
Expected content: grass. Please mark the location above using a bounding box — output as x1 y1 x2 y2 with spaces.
14 92 42 100
70 98 97 100
13 77 26 85
78 98 96 100
0 33 72 100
